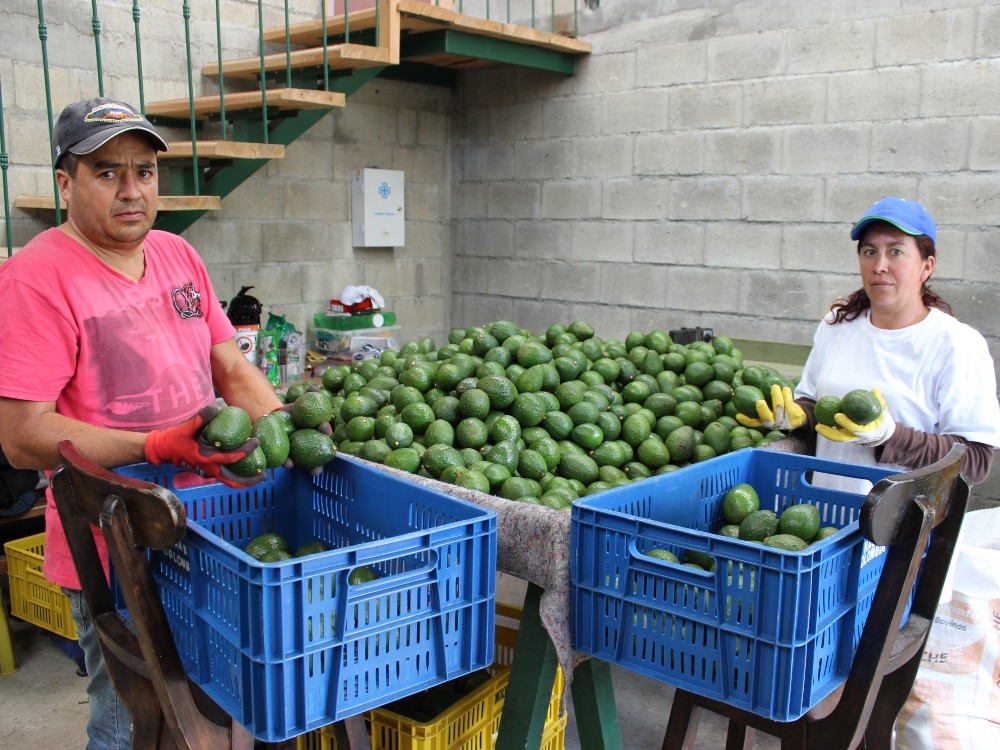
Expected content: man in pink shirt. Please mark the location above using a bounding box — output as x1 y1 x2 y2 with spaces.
0 97 283 749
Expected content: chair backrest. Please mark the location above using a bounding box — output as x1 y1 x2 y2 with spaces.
51 439 238 750
831 442 970 748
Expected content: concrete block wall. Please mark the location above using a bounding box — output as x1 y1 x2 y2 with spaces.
0 0 453 344
451 0 1000 378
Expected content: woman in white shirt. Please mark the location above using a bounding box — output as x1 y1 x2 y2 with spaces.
747 197 999 487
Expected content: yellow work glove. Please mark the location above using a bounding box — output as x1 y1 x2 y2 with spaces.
815 389 896 447
736 384 807 432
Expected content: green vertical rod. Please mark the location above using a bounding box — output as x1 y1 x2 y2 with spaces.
90 0 104 96
321 0 330 90
574 0 578 37
531 0 536 29
132 1 145 111
257 0 270 142
507 0 511 23
1 80 13 257
37 0 61 224
215 0 228 138
283 0 292 88
345 0 351 43
486 0 490 21
550 0 555 32
182 1 200 194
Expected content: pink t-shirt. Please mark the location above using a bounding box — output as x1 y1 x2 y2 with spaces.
0 228 236 588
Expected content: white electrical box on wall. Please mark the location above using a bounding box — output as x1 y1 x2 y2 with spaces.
352 168 405 247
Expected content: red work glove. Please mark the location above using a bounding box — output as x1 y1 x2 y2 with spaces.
145 406 263 488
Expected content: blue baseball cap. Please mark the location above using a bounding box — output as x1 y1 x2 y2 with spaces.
850 197 936 244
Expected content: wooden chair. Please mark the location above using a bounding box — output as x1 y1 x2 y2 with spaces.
661 443 970 750
51 439 369 750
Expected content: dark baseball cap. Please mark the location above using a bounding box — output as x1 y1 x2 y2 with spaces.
850 196 936 244
52 97 168 168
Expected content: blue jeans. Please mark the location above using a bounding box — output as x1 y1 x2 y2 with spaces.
64 588 132 750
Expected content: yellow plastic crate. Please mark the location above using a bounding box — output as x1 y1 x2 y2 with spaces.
297 602 565 750
3 533 77 640
368 601 564 750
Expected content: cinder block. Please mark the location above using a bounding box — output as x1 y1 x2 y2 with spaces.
871 120 968 173
669 82 742 130
542 97 602 139
541 181 601 220
787 21 874 74
602 263 669 308
572 136 634 178
669 176 741 220
405 182 444 222
459 220 514 259
487 259 545 298
969 118 1000 170
635 132 704 176
921 174 1000 225
704 130 780 174
600 90 668 134
572 221 635 263
604 178 669 221
708 29 784 81
418 111 449 147
705 222 782 270
187 222 263 265
664 267 743 314
636 41 707 88
491 102 543 140
825 176 921 225
875 9 976 67
461 143 515 182
285 180 348 221
514 140 572 180
261 223 333 263
922 59 1000 117
744 77 826 126
979 5 1000 57
740 270 822 319
780 225 855 275
223 177 284 220
784 125 869 174
635 221 705 265
936 281 1000 338
827 68 921 123
563 52 636 95
542 262 601 302
515 220 572 261
743 177 823 222
452 255 491 294
964 229 1000 284
489 182 540 220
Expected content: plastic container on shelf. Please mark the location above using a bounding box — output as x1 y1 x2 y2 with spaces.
570 449 900 722
111 455 497 743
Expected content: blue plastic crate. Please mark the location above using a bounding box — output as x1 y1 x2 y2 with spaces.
570 449 898 722
112 456 497 742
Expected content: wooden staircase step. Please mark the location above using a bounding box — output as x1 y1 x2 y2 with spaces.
262 1 590 55
163 140 285 160
15 194 222 212
145 88 345 120
263 2 446 46
202 43 390 81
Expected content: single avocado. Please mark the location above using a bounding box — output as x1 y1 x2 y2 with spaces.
226 446 266 478
288 428 336 470
251 414 291 468
202 405 253 450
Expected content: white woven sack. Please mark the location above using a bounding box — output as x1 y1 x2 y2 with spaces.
895 508 1000 749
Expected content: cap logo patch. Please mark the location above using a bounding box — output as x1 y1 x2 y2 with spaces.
83 102 143 124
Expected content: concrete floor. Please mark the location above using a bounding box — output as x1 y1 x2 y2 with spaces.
0 574 774 749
